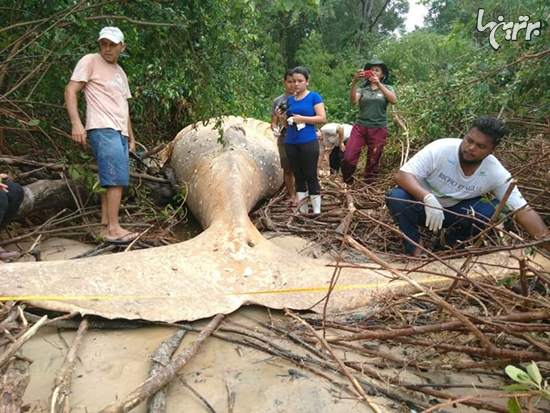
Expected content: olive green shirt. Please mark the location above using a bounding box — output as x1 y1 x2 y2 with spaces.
355 84 394 128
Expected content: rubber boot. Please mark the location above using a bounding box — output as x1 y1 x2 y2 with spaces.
296 191 309 214
311 194 321 214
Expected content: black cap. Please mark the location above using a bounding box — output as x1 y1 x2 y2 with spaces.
364 59 389 82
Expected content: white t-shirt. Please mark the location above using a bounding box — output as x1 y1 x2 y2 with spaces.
71 53 131 136
319 123 352 150
400 138 527 209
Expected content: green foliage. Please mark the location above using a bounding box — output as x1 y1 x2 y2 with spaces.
502 362 550 411
524 247 536 257
91 180 107 195
159 203 186 223
68 163 105 194
507 397 521 413
68 165 96 192
1 0 279 155
373 0 549 154
318 0 407 54
150 184 188 228
294 31 357 123
496 273 517 288
1 0 548 178
422 0 477 34
173 186 188 205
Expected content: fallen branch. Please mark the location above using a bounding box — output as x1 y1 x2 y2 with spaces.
147 329 187 413
287 310 383 413
99 314 224 413
0 315 47 370
0 156 170 184
0 357 31 412
179 378 218 413
344 236 496 352
326 310 550 342
50 317 89 413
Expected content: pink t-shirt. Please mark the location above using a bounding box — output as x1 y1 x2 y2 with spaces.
71 53 131 136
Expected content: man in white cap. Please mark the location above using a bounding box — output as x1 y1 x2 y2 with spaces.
64 27 138 244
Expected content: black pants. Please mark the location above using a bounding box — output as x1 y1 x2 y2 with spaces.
0 180 24 230
285 140 320 195
329 147 344 174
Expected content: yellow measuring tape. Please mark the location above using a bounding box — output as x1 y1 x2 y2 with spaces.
0 273 480 302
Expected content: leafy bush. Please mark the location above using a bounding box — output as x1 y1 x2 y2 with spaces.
503 362 550 412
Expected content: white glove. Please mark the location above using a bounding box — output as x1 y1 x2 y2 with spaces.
271 127 281 138
423 193 444 232
287 117 305 130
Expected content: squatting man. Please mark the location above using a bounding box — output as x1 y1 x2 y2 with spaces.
386 116 550 256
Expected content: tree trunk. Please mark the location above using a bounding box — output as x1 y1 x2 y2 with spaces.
16 177 175 217
18 179 81 216
368 0 391 33
361 0 374 32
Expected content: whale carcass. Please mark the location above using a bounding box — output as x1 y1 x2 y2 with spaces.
0 117 524 322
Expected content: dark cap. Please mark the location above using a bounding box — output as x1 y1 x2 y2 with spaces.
364 59 389 82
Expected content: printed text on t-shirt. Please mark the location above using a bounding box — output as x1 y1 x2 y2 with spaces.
106 73 129 95
438 172 482 192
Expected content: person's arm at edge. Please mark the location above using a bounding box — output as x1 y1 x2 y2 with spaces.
271 114 279 131
338 125 345 151
64 80 87 146
127 116 136 152
515 208 550 252
275 108 289 128
349 70 364 105
393 171 431 201
1 173 10 192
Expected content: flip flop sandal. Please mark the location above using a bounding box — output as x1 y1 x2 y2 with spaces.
0 250 20 263
104 232 139 245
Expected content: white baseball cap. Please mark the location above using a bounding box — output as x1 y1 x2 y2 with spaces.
98 27 124 44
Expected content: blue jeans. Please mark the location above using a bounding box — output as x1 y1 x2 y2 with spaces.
0 180 24 230
88 128 129 187
385 187 502 255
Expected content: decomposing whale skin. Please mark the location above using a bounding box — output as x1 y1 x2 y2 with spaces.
170 117 282 233
0 117 528 322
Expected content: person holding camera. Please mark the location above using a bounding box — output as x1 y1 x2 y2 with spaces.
0 174 24 263
276 66 326 214
271 70 297 206
341 59 397 185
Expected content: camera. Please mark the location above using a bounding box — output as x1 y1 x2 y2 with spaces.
277 101 290 113
277 101 294 122
363 69 373 78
